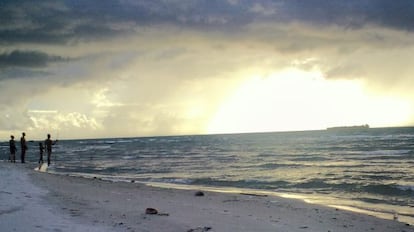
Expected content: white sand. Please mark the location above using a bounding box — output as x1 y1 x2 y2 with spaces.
1 162 413 232
0 162 111 231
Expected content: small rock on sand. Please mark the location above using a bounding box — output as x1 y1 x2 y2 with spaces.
187 226 212 232
195 191 205 197
145 208 158 215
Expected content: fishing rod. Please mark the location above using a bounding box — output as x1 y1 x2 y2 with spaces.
55 130 59 163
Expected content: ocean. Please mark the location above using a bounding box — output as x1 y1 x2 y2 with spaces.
1 127 413 224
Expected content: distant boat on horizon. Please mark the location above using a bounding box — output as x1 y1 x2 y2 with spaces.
327 124 370 131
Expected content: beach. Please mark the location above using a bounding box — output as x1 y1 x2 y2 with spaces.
0 162 412 232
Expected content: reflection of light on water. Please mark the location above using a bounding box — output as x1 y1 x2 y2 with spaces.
252 191 414 225
330 205 394 221
278 193 312 202
330 205 414 225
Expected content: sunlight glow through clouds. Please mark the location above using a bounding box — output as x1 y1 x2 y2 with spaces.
2 1 414 139
207 69 412 134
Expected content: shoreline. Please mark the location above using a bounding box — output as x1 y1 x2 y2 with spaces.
1 162 410 232
45 169 414 226
140 181 414 225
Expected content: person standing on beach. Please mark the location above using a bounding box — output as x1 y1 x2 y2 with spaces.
20 132 27 163
45 134 57 166
9 135 17 163
38 142 44 164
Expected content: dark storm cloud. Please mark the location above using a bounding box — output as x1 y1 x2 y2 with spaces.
1 0 413 45
279 0 414 30
0 0 123 44
0 69 50 81
0 50 69 81
0 50 68 68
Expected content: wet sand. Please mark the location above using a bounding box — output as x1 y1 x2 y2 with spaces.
1 162 413 232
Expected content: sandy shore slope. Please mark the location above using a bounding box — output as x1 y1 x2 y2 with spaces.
1 162 413 232
0 162 111 231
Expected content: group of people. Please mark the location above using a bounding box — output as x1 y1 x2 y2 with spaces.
9 132 57 166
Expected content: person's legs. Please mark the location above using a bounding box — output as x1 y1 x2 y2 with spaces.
47 151 51 165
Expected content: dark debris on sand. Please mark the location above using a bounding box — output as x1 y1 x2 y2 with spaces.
187 226 212 232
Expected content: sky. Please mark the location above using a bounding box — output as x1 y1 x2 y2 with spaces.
1 0 414 140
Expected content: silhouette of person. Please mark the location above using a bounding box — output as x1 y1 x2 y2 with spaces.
20 132 27 163
38 142 44 164
45 134 57 166
9 135 17 163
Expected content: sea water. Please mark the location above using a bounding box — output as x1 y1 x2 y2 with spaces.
1 127 413 224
